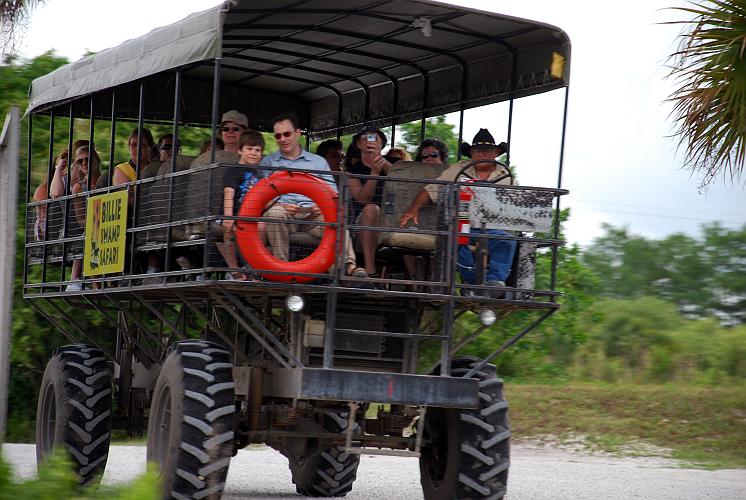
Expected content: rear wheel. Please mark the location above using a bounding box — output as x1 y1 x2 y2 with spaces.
35 344 112 484
288 409 361 497
146 340 235 500
420 357 510 500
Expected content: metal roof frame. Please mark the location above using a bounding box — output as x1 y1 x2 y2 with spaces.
27 0 571 136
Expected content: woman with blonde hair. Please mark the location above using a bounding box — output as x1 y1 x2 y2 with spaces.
34 140 89 240
66 145 102 291
386 147 411 161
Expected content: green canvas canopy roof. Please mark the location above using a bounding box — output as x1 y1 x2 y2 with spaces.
27 0 571 136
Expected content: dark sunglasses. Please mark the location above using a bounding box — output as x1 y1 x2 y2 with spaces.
274 131 294 140
160 143 173 151
221 126 242 133
422 152 440 159
75 157 89 165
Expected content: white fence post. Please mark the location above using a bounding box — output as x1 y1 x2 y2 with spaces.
0 107 21 444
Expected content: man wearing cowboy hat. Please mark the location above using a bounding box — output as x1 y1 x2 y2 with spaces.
399 128 516 297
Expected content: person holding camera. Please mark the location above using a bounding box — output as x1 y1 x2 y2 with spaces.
346 125 393 277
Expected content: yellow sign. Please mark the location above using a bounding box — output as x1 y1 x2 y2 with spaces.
84 190 128 275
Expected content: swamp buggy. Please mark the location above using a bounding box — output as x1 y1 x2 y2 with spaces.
22 1 571 498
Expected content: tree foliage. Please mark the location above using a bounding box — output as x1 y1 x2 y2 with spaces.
665 0 746 186
0 0 45 58
583 222 746 324
0 448 160 499
395 115 460 163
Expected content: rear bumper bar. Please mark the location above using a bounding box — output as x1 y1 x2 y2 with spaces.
265 367 479 409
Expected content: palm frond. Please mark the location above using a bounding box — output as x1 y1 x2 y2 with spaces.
665 0 746 187
1 0 46 58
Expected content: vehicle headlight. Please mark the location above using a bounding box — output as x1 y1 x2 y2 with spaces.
479 308 497 326
285 294 305 312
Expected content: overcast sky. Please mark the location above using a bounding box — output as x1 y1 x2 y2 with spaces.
19 0 746 246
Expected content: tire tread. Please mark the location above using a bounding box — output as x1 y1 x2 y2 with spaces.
36 345 112 484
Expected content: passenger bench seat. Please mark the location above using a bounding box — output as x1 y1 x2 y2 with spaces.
379 160 447 250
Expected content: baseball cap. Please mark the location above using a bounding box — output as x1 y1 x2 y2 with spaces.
220 110 249 128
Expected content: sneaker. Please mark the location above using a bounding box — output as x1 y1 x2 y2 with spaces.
483 280 506 298
350 267 368 279
65 281 82 292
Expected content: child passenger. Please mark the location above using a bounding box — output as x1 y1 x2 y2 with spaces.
217 130 265 281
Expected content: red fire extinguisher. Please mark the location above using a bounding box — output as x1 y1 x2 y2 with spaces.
458 184 474 245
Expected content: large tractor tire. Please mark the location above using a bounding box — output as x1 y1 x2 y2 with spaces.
147 340 235 500
36 344 112 484
288 409 361 497
420 357 511 500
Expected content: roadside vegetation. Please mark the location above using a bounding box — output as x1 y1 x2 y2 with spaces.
0 449 159 499
508 383 746 468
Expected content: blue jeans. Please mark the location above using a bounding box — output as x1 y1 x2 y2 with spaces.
457 229 517 284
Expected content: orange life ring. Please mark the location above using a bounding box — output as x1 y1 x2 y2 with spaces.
234 170 338 283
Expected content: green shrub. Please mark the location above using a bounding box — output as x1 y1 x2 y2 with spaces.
0 449 160 500
647 345 675 382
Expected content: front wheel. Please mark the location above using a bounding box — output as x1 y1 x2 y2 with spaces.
36 344 112 484
419 357 511 500
146 340 235 500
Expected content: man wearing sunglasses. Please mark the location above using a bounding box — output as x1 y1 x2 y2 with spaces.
260 112 366 280
157 134 181 162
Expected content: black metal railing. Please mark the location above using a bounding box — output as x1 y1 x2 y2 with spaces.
24 160 567 303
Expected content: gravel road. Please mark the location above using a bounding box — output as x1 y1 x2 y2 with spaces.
3 442 746 499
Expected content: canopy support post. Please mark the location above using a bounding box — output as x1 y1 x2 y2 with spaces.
128 82 146 278
457 65 468 161
59 104 75 286
390 79 399 148
506 53 517 166
41 108 55 287
205 58 222 272
419 74 430 141
550 85 570 295
335 92 343 141
164 70 182 273
108 90 117 186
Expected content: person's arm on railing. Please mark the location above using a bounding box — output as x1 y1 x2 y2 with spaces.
222 187 235 238
71 182 87 228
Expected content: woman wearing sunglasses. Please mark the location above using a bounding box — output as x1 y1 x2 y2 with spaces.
415 138 449 165
218 109 249 154
67 145 102 291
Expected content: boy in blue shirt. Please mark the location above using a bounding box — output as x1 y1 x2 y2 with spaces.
218 130 265 280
